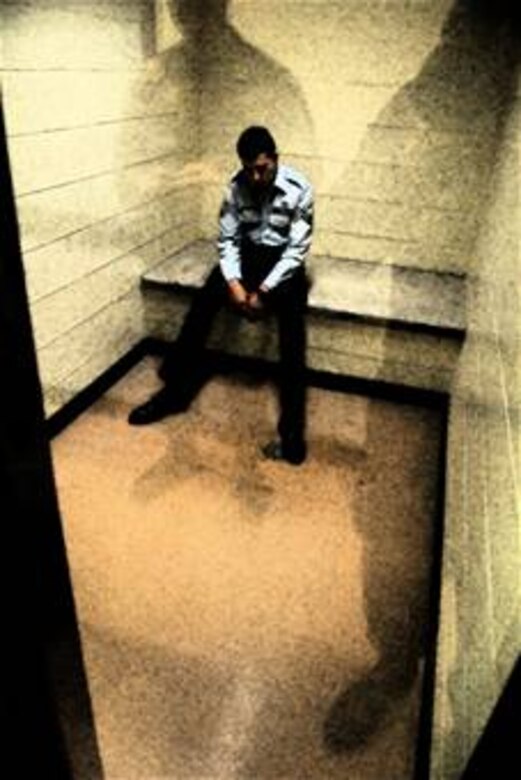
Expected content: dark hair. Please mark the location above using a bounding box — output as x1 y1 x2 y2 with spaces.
236 126 277 162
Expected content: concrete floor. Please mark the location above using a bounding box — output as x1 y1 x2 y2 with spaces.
51 356 444 779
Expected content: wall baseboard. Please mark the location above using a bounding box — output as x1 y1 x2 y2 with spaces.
149 338 450 411
46 338 156 439
47 336 449 441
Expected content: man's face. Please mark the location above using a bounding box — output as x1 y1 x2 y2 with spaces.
242 153 277 193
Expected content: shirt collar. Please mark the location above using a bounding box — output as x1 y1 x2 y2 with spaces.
273 165 288 194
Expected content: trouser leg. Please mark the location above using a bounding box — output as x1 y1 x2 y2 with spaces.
160 264 228 405
269 270 308 451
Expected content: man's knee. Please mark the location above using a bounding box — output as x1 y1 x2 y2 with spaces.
270 271 308 310
193 265 228 310
203 264 227 292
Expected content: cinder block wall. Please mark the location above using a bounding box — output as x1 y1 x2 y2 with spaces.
1 0 200 416
431 59 521 780
3 0 513 413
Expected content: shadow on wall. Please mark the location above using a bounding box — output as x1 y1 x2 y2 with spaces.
156 0 314 172
323 0 520 761
196 0 314 165
330 0 520 273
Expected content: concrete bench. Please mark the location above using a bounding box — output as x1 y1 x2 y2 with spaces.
141 239 466 393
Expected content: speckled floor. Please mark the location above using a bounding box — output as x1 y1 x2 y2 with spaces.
51 356 443 779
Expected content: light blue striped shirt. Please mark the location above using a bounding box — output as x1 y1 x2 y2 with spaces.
217 164 314 290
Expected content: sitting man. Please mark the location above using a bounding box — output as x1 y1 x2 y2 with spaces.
128 125 313 465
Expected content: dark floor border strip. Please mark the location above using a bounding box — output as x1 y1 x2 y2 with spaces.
47 336 449 442
413 406 449 779
146 337 450 411
45 339 154 439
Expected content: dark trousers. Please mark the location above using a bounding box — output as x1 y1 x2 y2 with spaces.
160 242 308 447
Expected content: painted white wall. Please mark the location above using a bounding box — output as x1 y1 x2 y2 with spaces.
431 62 521 780
2 0 200 415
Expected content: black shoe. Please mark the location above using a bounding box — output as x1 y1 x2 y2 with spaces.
128 389 187 426
261 439 307 466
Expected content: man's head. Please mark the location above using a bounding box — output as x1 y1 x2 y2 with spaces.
237 126 278 192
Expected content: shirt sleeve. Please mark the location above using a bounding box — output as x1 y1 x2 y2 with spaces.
260 181 314 291
217 184 242 282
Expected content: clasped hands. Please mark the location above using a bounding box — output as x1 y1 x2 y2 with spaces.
228 280 268 320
